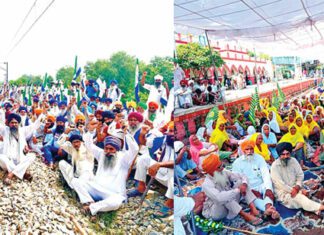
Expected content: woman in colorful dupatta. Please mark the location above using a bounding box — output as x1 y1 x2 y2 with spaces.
279 124 306 168
295 115 309 139
304 114 320 143
210 120 237 151
250 132 274 164
189 134 217 166
261 124 279 160
320 130 324 163
283 112 296 130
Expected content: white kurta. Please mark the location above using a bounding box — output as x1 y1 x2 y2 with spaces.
57 134 95 189
71 132 139 215
143 84 167 107
0 115 43 179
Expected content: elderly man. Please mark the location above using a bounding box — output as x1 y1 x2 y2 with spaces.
128 122 174 213
107 80 123 102
174 79 193 109
232 139 280 219
201 154 263 225
71 126 139 216
18 106 30 127
0 113 44 185
58 134 94 189
271 142 324 215
127 112 144 136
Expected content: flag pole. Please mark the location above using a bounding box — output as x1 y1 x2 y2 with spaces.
205 30 227 113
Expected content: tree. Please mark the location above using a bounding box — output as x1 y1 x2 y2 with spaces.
176 42 224 78
56 66 74 87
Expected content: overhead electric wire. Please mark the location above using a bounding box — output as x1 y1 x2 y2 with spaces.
7 0 56 57
11 0 38 42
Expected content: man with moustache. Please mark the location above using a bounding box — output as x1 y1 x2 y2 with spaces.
201 154 263 225
141 73 168 107
57 134 94 189
271 142 324 215
0 113 44 185
232 139 280 219
42 116 68 169
127 112 143 136
18 106 30 127
70 123 139 216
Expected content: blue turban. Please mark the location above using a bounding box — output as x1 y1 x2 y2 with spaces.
69 134 83 143
7 113 21 124
33 97 39 103
276 142 293 155
110 80 118 85
104 136 121 151
18 106 27 113
49 99 57 105
58 101 67 108
102 111 115 119
106 98 112 103
56 116 66 123
89 102 97 109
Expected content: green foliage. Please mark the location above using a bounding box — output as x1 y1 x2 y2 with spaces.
272 90 280 110
56 66 74 88
8 51 172 104
248 88 260 128
176 42 224 78
259 53 271 61
247 50 255 58
277 82 286 102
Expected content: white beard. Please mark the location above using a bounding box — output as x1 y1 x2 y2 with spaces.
213 171 229 188
245 153 255 162
20 116 27 126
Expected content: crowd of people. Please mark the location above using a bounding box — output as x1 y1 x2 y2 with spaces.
173 64 271 109
0 73 175 220
175 88 324 233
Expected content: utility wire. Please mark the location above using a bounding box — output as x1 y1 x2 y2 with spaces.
7 0 56 57
11 0 38 42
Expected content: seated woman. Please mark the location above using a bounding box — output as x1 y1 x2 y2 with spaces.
189 134 218 168
268 111 283 138
304 114 320 144
234 113 248 137
250 132 274 164
261 124 279 160
279 124 306 168
210 120 238 152
282 112 295 132
295 115 309 139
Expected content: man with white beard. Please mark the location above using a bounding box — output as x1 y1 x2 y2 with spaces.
107 80 123 102
232 139 280 219
271 142 324 215
201 154 263 225
70 123 139 216
57 134 94 189
0 113 44 185
127 112 143 136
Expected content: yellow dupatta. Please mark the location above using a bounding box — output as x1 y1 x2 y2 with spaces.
279 123 305 147
304 114 320 132
250 133 271 161
210 120 229 149
295 115 309 138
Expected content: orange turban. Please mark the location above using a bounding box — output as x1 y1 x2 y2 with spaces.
240 139 255 150
47 115 56 122
148 101 159 110
34 108 43 115
75 114 86 123
167 121 174 131
202 154 222 175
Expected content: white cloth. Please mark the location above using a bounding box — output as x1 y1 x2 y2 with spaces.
71 132 139 215
0 152 35 179
174 196 195 235
143 84 167 107
134 143 174 199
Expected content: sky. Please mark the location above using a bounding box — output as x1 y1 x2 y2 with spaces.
0 0 173 81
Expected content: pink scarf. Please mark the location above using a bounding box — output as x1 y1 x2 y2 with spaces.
189 135 203 165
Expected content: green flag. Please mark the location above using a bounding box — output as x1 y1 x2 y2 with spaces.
205 106 219 125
